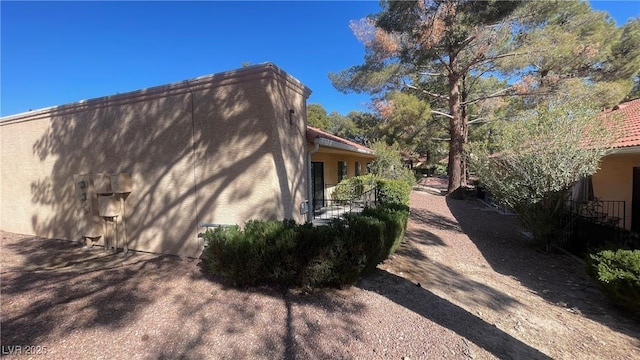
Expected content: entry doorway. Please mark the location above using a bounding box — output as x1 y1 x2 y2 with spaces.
632 167 640 231
311 162 324 210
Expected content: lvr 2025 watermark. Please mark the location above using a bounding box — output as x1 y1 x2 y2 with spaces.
1 345 48 356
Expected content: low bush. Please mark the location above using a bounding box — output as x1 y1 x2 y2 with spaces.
333 174 376 201
587 249 640 317
203 220 299 285
202 204 410 288
362 203 410 267
376 178 412 206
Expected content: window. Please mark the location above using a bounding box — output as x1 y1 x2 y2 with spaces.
338 161 347 182
355 162 361 176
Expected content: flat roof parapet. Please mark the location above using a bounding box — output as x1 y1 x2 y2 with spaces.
0 62 311 124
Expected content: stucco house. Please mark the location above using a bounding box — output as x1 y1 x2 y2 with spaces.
0 63 374 257
573 98 640 232
306 126 375 209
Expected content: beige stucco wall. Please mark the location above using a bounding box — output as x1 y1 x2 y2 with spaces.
0 64 310 257
592 152 640 230
310 150 375 199
193 67 308 227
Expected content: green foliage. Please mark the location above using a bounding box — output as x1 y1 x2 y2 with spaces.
333 174 376 201
202 204 410 288
376 178 412 206
587 249 640 316
331 0 639 195
432 164 448 176
307 103 331 130
469 101 620 250
327 111 359 141
203 220 299 285
362 204 410 266
626 75 640 101
330 0 525 194
348 111 382 145
502 2 640 108
374 91 433 152
333 174 412 206
368 141 416 185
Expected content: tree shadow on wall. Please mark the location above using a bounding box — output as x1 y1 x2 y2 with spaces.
25 66 306 256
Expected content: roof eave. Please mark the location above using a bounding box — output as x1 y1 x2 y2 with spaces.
314 138 375 156
609 145 640 155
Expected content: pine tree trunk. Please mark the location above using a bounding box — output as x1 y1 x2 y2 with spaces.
460 106 469 188
459 74 469 189
447 70 465 199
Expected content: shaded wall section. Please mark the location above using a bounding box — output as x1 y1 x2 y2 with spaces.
592 152 640 230
0 64 311 257
192 66 308 226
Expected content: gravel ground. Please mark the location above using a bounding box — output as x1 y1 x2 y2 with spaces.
1 185 639 359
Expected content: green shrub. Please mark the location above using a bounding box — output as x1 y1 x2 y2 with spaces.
432 163 448 176
334 175 412 206
333 174 376 201
201 204 410 288
344 213 385 272
362 204 410 264
376 178 412 206
587 249 640 316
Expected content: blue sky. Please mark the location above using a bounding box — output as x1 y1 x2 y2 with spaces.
1 1 638 117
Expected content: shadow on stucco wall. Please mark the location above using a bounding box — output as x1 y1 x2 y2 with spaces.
20 66 307 257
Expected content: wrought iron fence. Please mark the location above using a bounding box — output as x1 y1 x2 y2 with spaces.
560 199 640 254
566 199 626 228
313 187 377 221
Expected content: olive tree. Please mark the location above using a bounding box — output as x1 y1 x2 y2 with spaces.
469 101 621 251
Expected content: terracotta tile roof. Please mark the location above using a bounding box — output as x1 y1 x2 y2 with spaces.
306 126 375 155
603 98 640 149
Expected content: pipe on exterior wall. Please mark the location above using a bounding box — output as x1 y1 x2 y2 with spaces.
306 138 320 222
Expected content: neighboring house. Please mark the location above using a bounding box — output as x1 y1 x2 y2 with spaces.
306 126 375 210
0 63 373 257
583 98 640 231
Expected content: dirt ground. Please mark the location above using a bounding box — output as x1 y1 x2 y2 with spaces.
1 185 639 359
376 184 640 359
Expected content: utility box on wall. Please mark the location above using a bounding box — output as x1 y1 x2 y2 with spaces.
73 173 104 242
111 173 132 194
77 216 103 238
73 172 133 250
94 173 113 194
98 195 120 217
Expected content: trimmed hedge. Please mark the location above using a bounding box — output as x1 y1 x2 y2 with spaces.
360 204 409 269
587 249 640 317
333 174 376 201
202 204 410 288
333 175 412 206
376 178 412 206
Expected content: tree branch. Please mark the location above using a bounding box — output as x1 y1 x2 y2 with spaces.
435 53 453 74
460 52 526 75
404 82 450 101
419 71 447 77
431 110 454 119
463 87 512 106
463 89 551 106
467 117 490 124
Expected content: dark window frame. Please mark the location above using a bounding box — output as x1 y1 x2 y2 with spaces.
338 161 348 182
